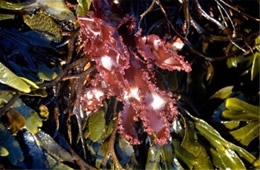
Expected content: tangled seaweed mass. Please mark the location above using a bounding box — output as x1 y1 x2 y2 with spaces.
79 0 191 145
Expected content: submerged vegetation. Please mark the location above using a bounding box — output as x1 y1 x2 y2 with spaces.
0 0 259 169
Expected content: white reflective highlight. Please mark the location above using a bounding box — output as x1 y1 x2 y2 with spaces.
130 88 141 101
172 41 184 50
153 39 160 50
101 55 114 70
116 53 120 64
124 87 141 101
150 92 166 110
87 92 93 99
93 89 104 100
86 89 104 101
163 57 175 65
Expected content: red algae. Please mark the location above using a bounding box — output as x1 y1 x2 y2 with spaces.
79 0 191 145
